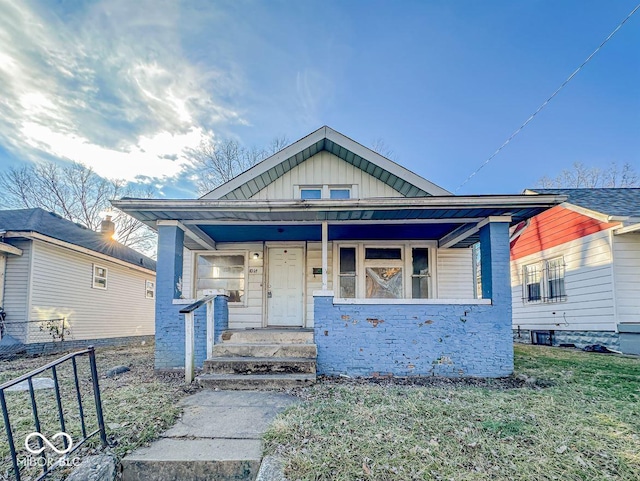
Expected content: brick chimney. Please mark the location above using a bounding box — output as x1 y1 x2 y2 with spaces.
100 215 116 240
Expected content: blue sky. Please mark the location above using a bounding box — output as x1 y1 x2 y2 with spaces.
0 0 638 197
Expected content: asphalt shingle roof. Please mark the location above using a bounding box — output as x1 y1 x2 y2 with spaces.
530 188 640 218
0 208 156 271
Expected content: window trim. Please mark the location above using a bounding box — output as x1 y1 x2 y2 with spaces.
193 250 249 307
145 279 156 299
92 264 108 290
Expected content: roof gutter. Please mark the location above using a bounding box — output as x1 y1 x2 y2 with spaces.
0 241 22 256
614 223 640 235
112 194 566 213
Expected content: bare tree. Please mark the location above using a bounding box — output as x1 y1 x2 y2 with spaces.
0 161 157 256
537 161 639 188
370 137 395 160
191 136 289 195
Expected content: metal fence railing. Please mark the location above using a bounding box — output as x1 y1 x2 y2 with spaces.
0 347 107 481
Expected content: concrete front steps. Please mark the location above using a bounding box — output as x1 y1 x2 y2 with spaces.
197 328 317 390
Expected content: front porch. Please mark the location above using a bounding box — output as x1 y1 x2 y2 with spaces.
115 194 562 381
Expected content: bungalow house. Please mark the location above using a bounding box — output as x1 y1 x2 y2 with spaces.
510 188 640 354
0 208 156 356
114 126 562 387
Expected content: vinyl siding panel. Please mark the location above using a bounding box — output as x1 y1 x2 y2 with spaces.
2 239 32 341
511 229 616 332
436 248 474 299
182 247 194 298
250 151 403 200
613 232 640 324
28 240 155 342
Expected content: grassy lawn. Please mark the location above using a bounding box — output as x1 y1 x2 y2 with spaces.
264 345 640 480
0 342 190 480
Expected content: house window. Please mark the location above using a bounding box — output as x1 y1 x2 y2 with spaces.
297 185 353 199
546 257 566 301
336 244 434 299
338 247 356 298
92 265 108 290
300 188 322 199
329 188 350 199
411 248 430 299
523 264 541 302
145 280 155 299
196 253 246 304
364 247 403 299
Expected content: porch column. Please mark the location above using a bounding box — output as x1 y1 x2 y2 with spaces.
478 220 511 307
321 221 328 290
155 224 185 369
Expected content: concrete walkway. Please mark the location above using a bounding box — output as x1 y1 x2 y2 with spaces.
121 390 298 481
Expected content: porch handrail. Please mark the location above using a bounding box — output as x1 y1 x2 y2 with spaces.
179 295 216 314
181 291 226 383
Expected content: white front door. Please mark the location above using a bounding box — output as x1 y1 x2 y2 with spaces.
267 247 304 327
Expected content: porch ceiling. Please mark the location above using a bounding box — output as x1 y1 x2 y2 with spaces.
112 194 566 249
197 223 461 243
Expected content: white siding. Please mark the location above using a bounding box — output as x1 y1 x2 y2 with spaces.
511 229 616 332
613 232 640 324
28 240 155 342
182 247 194 298
436 248 474 299
250 151 403 200
2 239 32 341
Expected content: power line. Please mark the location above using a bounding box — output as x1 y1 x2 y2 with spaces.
455 3 640 193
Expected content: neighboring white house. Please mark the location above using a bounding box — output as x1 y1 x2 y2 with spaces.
510 188 640 354
0 208 156 355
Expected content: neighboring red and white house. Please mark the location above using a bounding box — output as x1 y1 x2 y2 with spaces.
510 188 640 354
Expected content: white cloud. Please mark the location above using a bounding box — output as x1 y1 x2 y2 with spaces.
0 0 244 181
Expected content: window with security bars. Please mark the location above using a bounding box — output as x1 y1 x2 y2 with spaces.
546 257 566 301
523 264 542 302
